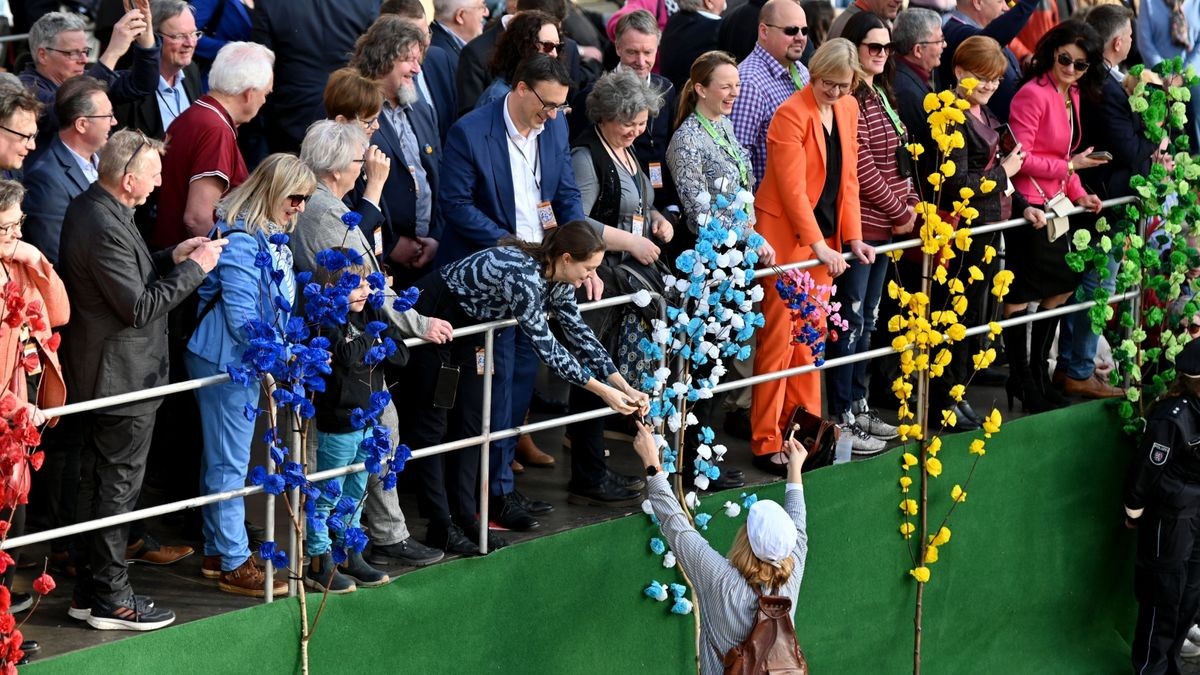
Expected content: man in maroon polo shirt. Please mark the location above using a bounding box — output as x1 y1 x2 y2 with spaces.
152 41 273 249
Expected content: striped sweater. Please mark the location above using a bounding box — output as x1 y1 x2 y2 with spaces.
855 87 916 242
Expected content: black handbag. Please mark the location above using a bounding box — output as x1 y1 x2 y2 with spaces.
784 405 839 472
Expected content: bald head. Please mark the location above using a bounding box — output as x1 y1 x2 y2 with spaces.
758 0 808 64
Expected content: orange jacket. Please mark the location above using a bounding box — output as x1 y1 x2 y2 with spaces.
0 246 69 421
754 86 863 251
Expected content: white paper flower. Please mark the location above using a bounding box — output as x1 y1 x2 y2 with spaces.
685 491 700 509
694 474 710 491
631 289 652 308
641 500 654 515
663 551 677 569
723 501 741 518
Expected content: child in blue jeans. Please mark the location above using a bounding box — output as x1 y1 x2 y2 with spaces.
305 256 408 594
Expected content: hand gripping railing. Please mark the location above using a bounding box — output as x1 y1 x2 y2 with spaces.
4 196 1140 604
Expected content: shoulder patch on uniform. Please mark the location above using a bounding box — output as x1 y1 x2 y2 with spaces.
1151 442 1171 466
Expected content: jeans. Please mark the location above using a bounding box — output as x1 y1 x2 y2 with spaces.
305 430 368 556
1056 254 1119 380
825 244 890 416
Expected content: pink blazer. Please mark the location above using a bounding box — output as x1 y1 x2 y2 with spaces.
1009 74 1087 204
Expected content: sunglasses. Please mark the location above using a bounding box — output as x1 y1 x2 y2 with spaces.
863 42 893 56
286 193 313 208
764 23 808 37
536 40 565 55
1055 52 1090 71
123 131 150 176
1189 323 1200 334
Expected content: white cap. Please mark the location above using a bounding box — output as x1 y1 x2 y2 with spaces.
746 500 796 568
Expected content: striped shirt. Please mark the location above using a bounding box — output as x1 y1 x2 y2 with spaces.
730 44 810 189
439 246 616 387
646 473 808 675
856 87 915 241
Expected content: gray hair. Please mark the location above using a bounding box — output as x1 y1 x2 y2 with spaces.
99 129 165 183
892 8 942 56
350 16 428 80
150 0 195 33
0 180 24 212
28 11 88 52
208 42 275 96
434 0 472 21
586 68 664 125
676 0 705 12
614 9 661 41
300 120 368 178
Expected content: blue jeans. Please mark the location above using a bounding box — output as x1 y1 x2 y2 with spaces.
305 430 368 556
825 246 890 416
185 351 257 572
1057 255 1119 380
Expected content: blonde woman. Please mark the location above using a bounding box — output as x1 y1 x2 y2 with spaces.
185 154 317 598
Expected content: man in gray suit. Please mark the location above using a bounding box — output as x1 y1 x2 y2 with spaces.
59 129 225 632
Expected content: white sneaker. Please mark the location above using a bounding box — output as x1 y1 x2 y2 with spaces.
1189 624 1200 644
855 409 899 439
1181 638 1200 659
839 420 887 456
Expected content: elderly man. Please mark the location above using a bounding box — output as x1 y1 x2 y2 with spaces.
20 8 160 162
891 8 944 182
430 0 491 70
827 0 902 38
730 0 809 190
0 84 41 180
941 0 1039 123
60 129 224 631
116 0 204 139
152 41 273 249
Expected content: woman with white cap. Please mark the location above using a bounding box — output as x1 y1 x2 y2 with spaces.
633 422 808 673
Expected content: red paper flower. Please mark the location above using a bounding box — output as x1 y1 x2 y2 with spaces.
32 573 55 595
28 451 43 471
45 333 60 352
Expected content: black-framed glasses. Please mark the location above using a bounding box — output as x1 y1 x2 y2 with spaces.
0 125 35 148
286 193 313 207
356 115 380 131
1055 52 1090 71
351 156 367 178
536 40 565 55
863 42 893 56
157 30 203 42
45 46 92 60
764 23 808 37
0 214 25 236
122 131 150 176
530 87 571 114
81 113 117 122
916 38 947 46
818 78 853 95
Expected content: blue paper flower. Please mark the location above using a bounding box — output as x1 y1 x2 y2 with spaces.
649 537 666 555
643 582 668 601
341 212 363 229
694 513 712 531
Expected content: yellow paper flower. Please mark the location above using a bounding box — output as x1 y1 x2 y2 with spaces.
982 244 997 263
887 315 907 333
949 384 965 402
969 439 986 456
972 348 997 370
900 522 916 538
901 452 918 469
923 92 941 112
927 436 942 456
967 265 984 282
910 566 931 583
951 485 967 502
941 408 957 429
954 228 973 251
886 249 903 262
979 177 997 194
892 334 911 352
932 265 948 285
900 476 913 491
931 526 952 547
959 187 975 200
925 456 943 477
983 409 1003 437
988 321 1002 340
992 270 1014 299
940 160 957 177
907 142 925 159
924 545 940 564
947 278 965 295
952 294 968 315
900 498 919 516
928 173 944 190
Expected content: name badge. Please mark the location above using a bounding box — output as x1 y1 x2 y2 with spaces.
23 341 41 376
373 226 384 257
648 162 664 189
537 201 557 230
475 347 493 376
631 214 646 238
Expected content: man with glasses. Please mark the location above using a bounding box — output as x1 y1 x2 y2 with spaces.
153 41 273 250
59 129 224 631
941 0 1040 123
116 0 204 140
21 8 161 164
891 8 944 182
0 84 41 181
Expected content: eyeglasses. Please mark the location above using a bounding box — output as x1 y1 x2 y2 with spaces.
351 156 367 178
764 23 808 37
916 38 947 46
286 193 314 207
536 40 565 55
122 131 150 176
45 46 92 60
817 78 853 95
1055 52 1090 72
863 42 893 56
157 30 203 42
0 125 36 148
530 87 571 114
356 115 380 131
81 113 117 122
0 214 25 236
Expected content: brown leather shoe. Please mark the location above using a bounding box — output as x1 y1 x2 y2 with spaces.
1062 373 1125 399
511 459 525 474
125 539 194 566
218 558 287 598
516 434 555 467
201 555 222 579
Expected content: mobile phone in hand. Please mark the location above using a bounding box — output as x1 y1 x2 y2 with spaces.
1087 151 1113 161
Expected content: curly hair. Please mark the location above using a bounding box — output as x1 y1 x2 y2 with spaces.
586 68 664 124
488 11 561 84
350 15 428 80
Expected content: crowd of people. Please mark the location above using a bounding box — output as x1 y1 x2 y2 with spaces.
0 0 1188 667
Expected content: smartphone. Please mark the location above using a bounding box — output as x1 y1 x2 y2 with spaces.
432 363 460 410
997 124 1018 158
1087 151 1113 161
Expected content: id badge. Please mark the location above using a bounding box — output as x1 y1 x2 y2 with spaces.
373 226 384 257
631 214 646 238
537 201 557 230
475 347 493 375
649 162 664 188
23 342 41 375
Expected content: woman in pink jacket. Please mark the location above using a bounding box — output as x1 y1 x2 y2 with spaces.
1005 20 1107 412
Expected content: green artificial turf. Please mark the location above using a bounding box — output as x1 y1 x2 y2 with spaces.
26 400 1136 674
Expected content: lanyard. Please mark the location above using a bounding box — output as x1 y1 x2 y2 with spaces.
873 85 906 139
788 63 806 91
597 128 648 214
157 86 183 120
693 111 751 192
508 133 541 191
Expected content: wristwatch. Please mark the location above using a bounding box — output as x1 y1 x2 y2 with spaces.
646 465 660 477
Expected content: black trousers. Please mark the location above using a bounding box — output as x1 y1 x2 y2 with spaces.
1132 510 1200 675
566 386 608 490
73 412 155 603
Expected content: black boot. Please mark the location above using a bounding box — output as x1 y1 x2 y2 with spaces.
1028 310 1068 409
1001 311 1051 413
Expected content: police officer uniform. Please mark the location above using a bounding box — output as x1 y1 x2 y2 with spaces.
1127 338 1200 675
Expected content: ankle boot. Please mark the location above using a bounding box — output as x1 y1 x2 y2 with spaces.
1001 311 1051 413
1028 311 1068 409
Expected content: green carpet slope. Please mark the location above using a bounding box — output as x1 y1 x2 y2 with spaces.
26 400 1136 674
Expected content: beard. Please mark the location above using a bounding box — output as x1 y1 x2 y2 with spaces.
396 81 419 107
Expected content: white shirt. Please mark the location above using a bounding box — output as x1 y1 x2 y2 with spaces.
502 93 546 243
63 142 98 184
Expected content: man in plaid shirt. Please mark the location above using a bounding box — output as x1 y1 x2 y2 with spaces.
729 0 810 190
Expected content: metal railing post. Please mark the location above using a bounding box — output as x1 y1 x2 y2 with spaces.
288 415 302 596
263 377 277 604
479 328 494 555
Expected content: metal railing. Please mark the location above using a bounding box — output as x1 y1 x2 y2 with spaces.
3 197 1141 601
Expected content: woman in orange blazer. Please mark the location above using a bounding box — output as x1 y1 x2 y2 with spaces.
751 38 876 475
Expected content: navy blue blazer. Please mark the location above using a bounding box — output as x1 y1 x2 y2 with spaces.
22 138 94 265
423 45 460 142
353 100 443 260
430 21 464 64
437 97 586 266
1079 71 1157 200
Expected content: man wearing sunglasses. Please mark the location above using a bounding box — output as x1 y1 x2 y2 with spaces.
941 0 1040 123
828 0 903 39
21 7 160 165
